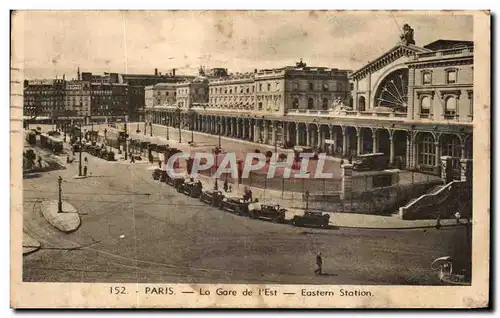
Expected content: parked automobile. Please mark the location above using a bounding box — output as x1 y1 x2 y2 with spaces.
177 180 203 198
248 202 286 223
291 211 330 228
152 168 166 181
199 189 225 207
220 196 252 216
353 153 389 171
166 175 185 189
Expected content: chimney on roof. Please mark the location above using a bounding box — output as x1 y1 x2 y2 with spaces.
254 69 257 73
172 68 176 76
155 68 158 76
63 74 65 80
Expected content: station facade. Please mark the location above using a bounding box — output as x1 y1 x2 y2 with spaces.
146 29 474 176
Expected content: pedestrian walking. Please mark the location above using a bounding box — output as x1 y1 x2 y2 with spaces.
37 155 42 169
130 152 135 163
223 179 229 192
83 156 88 176
314 252 323 275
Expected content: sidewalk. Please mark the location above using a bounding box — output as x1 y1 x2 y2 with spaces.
41 200 81 233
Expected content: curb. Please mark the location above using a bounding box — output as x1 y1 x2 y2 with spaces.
23 231 41 255
41 200 81 233
330 223 460 231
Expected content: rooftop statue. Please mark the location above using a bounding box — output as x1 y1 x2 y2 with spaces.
295 58 307 68
400 23 415 46
330 97 352 114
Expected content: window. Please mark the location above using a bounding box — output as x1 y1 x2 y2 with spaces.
420 96 431 117
322 98 329 110
276 82 280 91
423 72 432 85
446 70 457 84
259 84 263 92
441 135 461 158
308 83 314 91
445 96 456 119
246 87 249 93
307 98 314 109
292 98 299 109
418 133 436 166
258 102 263 110
358 96 366 111
337 83 342 91
350 83 354 91
323 83 329 92
293 82 299 91
267 83 271 91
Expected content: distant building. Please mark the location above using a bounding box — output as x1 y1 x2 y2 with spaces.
23 78 65 120
64 80 91 118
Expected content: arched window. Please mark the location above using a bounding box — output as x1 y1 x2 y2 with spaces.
322 98 329 110
358 96 366 111
418 133 436 166
292 98 299 109
445 96 457 119
420 96 431 117
308 98 314 109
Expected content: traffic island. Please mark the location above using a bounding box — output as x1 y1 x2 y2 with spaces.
41 200 81 233
23 232 41 255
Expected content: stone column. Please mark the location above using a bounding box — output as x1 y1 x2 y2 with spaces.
406 133 414 169
296 125 300 146
317 127 321 150
389 136 395 165
342 126 348 156
372 130 378 153
356 129 362 156
236 119 241 139
341 164 353 200
329 126 335 154
271 123 277 146
434 141 441 168
253 121 259 143
306 125 311 147
441 156 453 184
460 158 472 183
263 122 269 144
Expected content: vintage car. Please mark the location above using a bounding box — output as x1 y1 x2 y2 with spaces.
248 203 286 223
199 189 225 207
352 153 389 171
220 196 252 216
152 168 166 181
177 180 203 198
291 211 330 228
165 175 185 189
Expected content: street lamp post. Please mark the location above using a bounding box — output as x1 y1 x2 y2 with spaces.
124 122 128 161
78 122 83 177
57 176 63 213
150 122 153 137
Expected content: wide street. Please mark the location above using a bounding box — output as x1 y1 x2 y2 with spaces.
22 143 469 285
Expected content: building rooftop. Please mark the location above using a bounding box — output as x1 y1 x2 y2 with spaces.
423 39 474 51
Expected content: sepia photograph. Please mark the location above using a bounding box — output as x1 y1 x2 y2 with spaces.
10 10 490 308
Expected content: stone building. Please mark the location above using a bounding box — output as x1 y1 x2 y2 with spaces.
23 78 65 121
64 80 90 118
145 27 473 178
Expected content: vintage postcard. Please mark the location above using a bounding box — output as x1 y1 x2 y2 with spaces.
10 10 490 308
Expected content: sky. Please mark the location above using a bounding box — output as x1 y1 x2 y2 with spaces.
13 11 473 80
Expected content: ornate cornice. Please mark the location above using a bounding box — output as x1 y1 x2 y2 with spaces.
439 89 462 99
416 90 436 99
408 57 473 69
